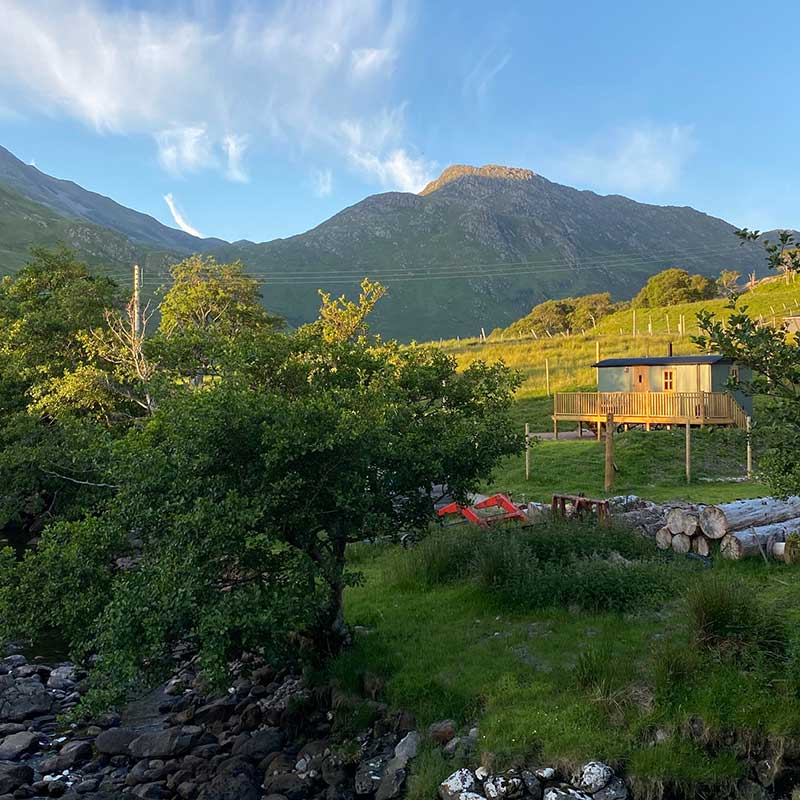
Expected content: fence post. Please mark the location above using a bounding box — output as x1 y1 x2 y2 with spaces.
604 413 615 491
525 422 530 481
545 358 550 397
746 416 753 478
685 419 691 484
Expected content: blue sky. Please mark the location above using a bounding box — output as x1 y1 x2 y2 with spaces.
0 0 797 243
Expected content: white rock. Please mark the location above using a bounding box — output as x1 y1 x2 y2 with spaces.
578 762 613 793
536 768 556 781
439 769 477 800
475 767 489 782
394 731 420 766
544 787 592 800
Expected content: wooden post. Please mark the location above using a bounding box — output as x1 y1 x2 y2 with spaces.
632 309 637 337
545 358 550 397
553 415 558 440
525 423 530 480
746 416 753 478
604 413 615 491
480 327 486 342
685 419 691 484
595 341 600 384
666 314 671 334
132 263 141 336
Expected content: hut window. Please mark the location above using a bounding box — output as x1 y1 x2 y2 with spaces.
662 370 674 391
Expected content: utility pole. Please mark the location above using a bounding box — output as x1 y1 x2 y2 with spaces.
132 263 141 336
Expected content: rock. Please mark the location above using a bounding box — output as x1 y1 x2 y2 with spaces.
439 769 476 800
195 756 260 800
0 731 40 760
577 762 613 794
39 739 93 772
262 772 309 800
0 675 54 721
0 763 33 795
177 782 198 799
429 720 457 745
230 728 284 761
132 782 167 799
517 775 541 800
95 727 139 756
355 757 387 795
46 781 68 798
191 700 237 727
46 666 77 691
535 768 557 782
393 731 419 768
484 774 524 800
0 724 25 737
594 779 628 800
129 727 201 760
544 788 592 800
735 780 769 800
75 779 100 794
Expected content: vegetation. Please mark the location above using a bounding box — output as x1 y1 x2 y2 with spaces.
330 531 800 799
0 248 521 706
632 268 717 308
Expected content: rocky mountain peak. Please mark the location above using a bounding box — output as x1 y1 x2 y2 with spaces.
419 164 536 196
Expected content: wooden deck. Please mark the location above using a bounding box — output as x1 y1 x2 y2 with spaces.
553 391 749 433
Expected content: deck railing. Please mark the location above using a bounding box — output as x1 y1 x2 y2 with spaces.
554 391 748 427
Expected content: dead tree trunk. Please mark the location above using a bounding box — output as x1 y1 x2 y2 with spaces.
655 526 673 550
719 518 800 560
672 533 692 554
691 535 710 557
700 497 800 539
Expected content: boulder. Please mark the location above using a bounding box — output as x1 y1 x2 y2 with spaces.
262 773 309 800
429 720 457 745
0 675 54 721
95 727 139 756
230 728 284 761
0 762 33 794
594 779 628 800
0 730 40 760
37 739 93 773
46 665 77 691
544 788 592 800
191 699 237 727
129 727 201 760
199 758 261 800
577 763 613 794
439 769 476 800
131 782 167 799
521 771 543 800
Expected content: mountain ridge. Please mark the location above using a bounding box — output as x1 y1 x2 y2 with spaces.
0 147 782 341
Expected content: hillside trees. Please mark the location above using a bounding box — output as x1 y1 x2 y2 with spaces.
508 293 621 337
633 268 716 307
0 255 522 704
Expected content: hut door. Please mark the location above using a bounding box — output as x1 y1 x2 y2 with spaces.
633 366 649 392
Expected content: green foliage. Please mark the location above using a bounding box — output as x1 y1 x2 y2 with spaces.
505 293 622 338
632 268 717 308
686 573 786 659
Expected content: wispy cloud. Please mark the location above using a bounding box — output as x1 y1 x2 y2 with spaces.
312 168 333 197
560 124 697 194
163 193 205 238
463 46 513 109
0 0 417 192
351 47 394 77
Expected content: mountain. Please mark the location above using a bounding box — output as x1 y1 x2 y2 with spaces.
0 152 775 341
0 145 224 254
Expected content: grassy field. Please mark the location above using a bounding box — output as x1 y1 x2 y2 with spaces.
330 524 800 799
428 278 800 503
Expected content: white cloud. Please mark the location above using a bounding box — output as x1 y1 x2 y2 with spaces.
163 193 205 238
561 124 697 194
156 126 215 175
0 0 416 190
348 148 435 193
463 46 512 109
312 168 333 197
351 47 394 77
222 134 249 183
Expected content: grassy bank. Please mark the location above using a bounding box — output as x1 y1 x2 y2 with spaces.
330 523 800 799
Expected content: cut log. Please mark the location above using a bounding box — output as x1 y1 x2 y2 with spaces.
773 542 786 562
616 506 666 537
672 533 692 554
719 518 800 560
655 526 673 550
665 506 702 536
700 496 800 539
691 535 710 557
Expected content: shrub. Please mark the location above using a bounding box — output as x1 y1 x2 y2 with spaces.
686 574 786 659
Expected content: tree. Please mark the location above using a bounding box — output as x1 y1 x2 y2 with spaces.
1 280 522 705
695 230 800 496
570 293 618 330
633 268 717 307
717 269 741 299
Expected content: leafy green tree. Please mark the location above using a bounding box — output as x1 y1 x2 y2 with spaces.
570 292 619 330
633 268 717 307
717 269 741 299
1 282 522 705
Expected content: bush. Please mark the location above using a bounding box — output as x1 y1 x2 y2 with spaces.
686 574 786 659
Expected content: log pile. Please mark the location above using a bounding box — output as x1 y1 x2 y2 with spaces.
655 497 800 560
